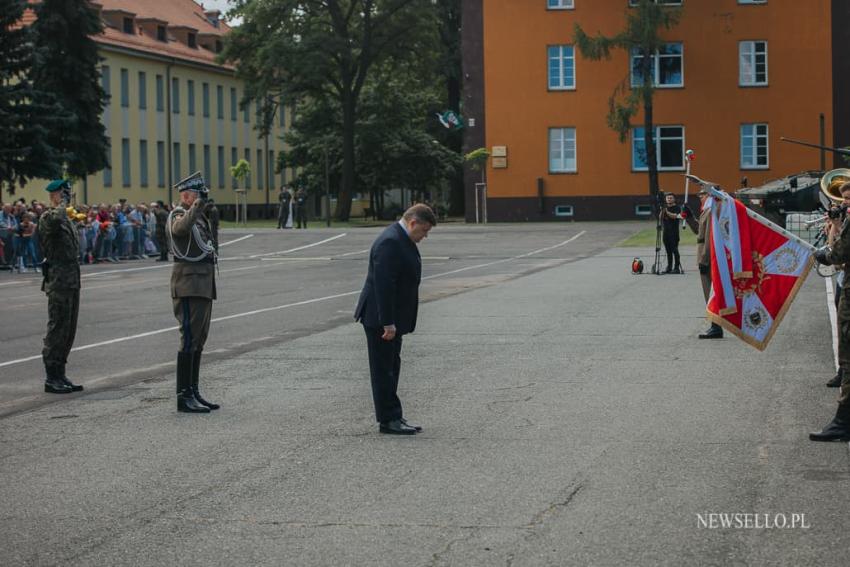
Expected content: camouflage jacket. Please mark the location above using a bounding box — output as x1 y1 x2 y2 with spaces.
38 206 80 293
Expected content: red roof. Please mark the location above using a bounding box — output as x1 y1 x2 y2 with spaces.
22 0 234 71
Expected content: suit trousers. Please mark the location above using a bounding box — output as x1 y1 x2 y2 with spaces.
173 297 212 353
363 325 403 423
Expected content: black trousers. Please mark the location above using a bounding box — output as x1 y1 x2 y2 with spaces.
663 231 680 269
363 325 403 423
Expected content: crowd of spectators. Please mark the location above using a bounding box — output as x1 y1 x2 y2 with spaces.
0 198 172 272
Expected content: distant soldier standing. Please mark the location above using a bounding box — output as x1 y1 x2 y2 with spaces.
168 173 219 413
39 180 84 394
277 185 292 229
154 200 169 261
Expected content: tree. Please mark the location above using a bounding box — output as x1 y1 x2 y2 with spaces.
434 0 463 215
30 0 109 180
574 0 681 200
0 0 69 195
230 159 252 189
223 0 439 221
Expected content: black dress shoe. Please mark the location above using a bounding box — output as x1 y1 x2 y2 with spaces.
58 366 83 392
379 419 417 435
401 418 423 432
699 324 723 339
809 405 850 442
827 369 843 388
44 379 74 394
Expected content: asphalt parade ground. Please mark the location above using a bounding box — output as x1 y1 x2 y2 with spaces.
1 222 848 566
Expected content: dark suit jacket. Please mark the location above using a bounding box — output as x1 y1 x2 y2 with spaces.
354 222 422 335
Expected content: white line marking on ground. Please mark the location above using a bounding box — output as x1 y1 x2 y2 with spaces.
259 257 331 262
826 276 838 370
249 233 347 258
82 264 170 279
0 232 585 369
337 248 369 257
219 234 254 247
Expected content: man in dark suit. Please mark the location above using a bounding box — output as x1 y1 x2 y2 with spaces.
355 204 436 435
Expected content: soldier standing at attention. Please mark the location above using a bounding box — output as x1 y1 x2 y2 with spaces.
154 200 169 262
168 173 219 414
39 180 84 394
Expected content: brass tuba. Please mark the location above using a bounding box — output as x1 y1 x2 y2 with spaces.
820 168 850 203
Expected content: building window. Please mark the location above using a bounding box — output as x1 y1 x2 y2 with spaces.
138 72 147 110
269 150 275 188
215 40 223 53
104 137 112 187
279 103 285 128
230 88 237 121
217 146 225 188
257 149 264 190
188 33 197 49
122 17 134 34
629 0 682 5
739 41 768 86
172 78 180 113
216 86 224 119
554 205 574 217
635 204 653 216
549 127 577 173
548 45 575 90
188 143 197 174
157 141 165 188
632 126 685 171
156 25 167 42
156 75 164 112
202 83 210 117
101 65 111 97
203 145 211 187
244 148 252 188
547 0 574 8
173 142 181 180
187 80 195 116
139 140 148 187
631 43 683 88
231 148 238 188
121 138 131 187
741 123 769 169
243 99 250 124
738 1 766 4
120 68 129 107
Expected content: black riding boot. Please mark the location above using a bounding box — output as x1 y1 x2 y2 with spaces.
57 363 83 392
177 352 209 413
44 364 73 394
191 351 219 410
827 368 843 388
809 404 850 442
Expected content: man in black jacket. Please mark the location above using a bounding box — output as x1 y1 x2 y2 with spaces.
355 204 436 435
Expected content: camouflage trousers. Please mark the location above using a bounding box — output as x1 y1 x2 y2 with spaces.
173 297 212 353
837 292 850 406
42 289 80 368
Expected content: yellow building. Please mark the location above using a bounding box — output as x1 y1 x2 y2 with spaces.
17 0 289 215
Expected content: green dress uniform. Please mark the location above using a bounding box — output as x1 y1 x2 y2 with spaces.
169 172 219 413
812 218 850 440
38 180 83 394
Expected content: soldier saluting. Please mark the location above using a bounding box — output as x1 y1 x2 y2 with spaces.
39 179 84 394
168 172 219 413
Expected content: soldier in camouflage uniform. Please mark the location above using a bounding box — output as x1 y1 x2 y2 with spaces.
38 180 84 394
812 181 850 441
169 173 219 413
153 201 169 261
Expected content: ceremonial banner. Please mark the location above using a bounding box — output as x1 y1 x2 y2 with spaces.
705 188 815 351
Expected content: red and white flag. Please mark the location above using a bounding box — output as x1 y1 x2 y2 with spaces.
704 186 815 351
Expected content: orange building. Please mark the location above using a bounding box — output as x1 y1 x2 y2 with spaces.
461 0 850 221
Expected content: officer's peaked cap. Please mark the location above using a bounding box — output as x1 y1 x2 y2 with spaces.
174 171 207 193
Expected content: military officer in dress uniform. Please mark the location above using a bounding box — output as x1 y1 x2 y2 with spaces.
39 179 84 393
168 172 219 413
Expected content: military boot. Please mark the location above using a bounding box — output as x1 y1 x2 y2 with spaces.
191 351 219 410
699 323 723 339
57 363 83 392
44 365 73 394
809 404 850 442
826 368 843 388
177 352 209 413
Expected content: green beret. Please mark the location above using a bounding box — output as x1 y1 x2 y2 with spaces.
45 179 70 193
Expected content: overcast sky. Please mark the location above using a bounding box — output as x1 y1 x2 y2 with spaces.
198 0 240 23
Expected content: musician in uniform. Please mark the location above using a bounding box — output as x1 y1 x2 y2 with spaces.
812 180 850 441
39 180 84 393
168 173 219 413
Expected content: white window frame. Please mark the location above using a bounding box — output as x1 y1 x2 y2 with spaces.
548 45 576 90
739 40 768 86
547 0 575 9
549 127 577 173
738 1 766 4
630 43 684 88
632 125 686 172
629 0 682 6
740 123 769 170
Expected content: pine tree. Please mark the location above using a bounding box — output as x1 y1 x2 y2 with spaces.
31 0 109 179
0 0 67 194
